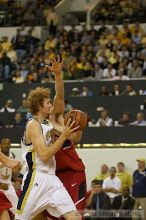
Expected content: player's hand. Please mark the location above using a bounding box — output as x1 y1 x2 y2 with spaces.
6 159 22 173
62 119 80 139
0 182 9 190
45 55 63 75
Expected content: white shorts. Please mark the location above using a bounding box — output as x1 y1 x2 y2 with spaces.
15 170 76 220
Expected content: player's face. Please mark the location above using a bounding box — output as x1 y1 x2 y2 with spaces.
41 98 53 116
1 138 11 155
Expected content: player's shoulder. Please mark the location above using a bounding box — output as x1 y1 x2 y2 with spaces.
26 118 40 130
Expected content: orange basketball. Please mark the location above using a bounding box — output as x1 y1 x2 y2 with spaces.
64 109 88 131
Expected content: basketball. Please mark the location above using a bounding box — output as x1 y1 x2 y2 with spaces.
64 109 88 130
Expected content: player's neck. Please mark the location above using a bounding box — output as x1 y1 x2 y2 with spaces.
33 114 45 123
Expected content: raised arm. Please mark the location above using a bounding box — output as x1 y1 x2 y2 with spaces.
46 55 64 115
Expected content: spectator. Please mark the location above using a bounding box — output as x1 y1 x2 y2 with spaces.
112 186 135 220
113 68 129 80
132 158 146 219
6 45 18 63
94 63 103 81
70 87 80 97
95 164 109 182
90 181 111 218
121 84 137 96
44 35 58 51
79 86 93 97
88 118 97 127
110 84 122 96
1 36 12 53
132 30 142 45
96 109 113 127
98 85 109 96
102 167 121 202
13 112 25 127
12 70 25 84
128 59 143 78
118 111 131 126
85 179 102 209
102 63 116 79
117 162 132 192
0 52 11 81
17 99 28 113
14 34 27 63
130 112 146 126
26 111 32 120
0 99 15 112
45 7 59 36
64 99 73 114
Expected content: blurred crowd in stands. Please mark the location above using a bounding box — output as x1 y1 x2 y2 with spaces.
0 0 60 26
0 22 146 82
0 0 146 26
93 0 146 24
0 0 145 82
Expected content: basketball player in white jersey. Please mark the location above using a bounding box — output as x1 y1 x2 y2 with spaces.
0 138 19 215
15 56 81 220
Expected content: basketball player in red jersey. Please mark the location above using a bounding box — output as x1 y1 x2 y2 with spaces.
47 54 87 212
52 121 87 211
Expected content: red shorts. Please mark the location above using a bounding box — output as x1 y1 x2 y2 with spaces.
0 191 12 212
56 170 86 210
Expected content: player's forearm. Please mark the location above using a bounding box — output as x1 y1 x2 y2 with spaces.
53 74 64 114
39 133 67 162
68 131 82 143
55 74 64 98
0 152 9 165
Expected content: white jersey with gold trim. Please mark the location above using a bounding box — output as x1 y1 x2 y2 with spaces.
21 120 56 174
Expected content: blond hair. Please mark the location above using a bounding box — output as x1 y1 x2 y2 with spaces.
26 87 50 114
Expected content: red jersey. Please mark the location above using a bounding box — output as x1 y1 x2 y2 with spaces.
55 140 85 172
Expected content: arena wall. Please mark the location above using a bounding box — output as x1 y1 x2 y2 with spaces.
12 148 146 189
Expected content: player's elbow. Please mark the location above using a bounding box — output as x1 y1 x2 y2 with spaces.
40 156 48 163
38 152 50 163
69 131 82 143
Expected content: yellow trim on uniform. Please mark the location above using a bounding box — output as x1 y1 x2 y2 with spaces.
16 152 36 215
32 150 36 169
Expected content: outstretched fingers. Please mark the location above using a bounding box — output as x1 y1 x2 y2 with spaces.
57 54 60 63
66 118 80 132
